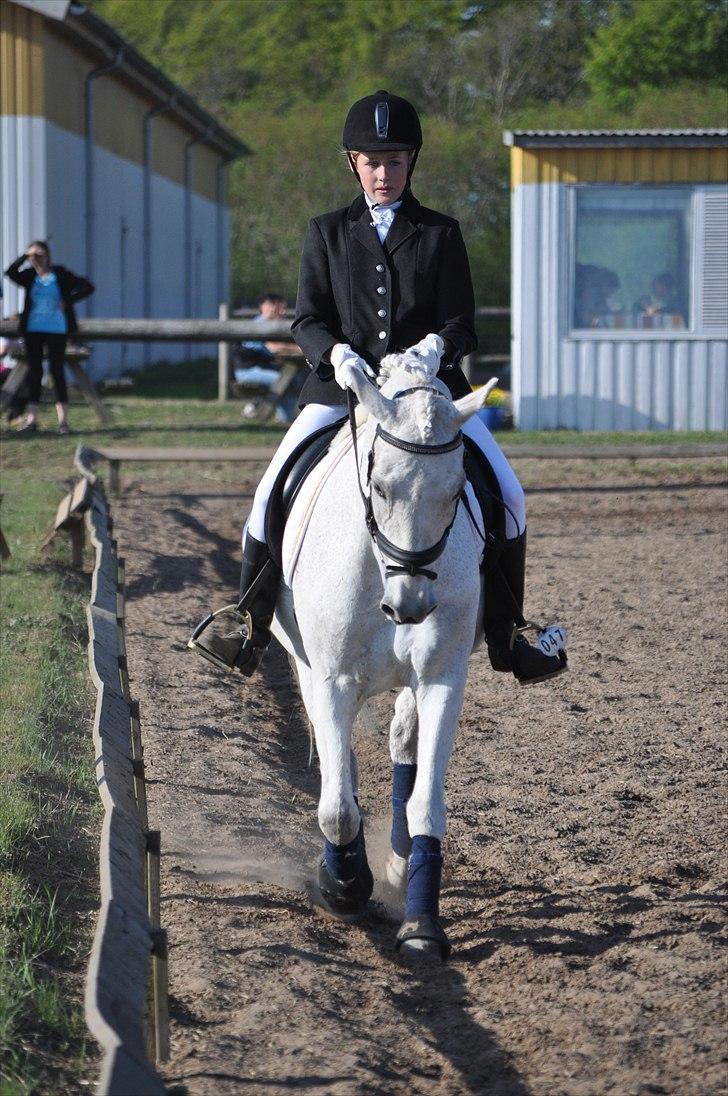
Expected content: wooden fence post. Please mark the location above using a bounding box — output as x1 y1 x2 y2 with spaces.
218 302 230 403
146 830 169 1063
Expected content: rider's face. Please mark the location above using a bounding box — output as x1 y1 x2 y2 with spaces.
354 151 412 205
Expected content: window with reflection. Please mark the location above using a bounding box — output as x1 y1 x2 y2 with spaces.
573 187 691 331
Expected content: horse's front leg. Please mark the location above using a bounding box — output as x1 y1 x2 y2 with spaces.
387 687 418 889
312 676 374 915
396 675 467 960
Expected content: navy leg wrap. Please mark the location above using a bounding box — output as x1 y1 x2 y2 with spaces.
405 835 442 920
391 763 417 858
324 824 364 883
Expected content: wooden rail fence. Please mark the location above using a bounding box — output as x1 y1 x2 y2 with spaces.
74 441 728 497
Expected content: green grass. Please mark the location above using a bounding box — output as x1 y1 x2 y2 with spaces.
498 428 727 447
0 472 99 1093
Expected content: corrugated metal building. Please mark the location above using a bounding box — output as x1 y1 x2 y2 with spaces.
1 0 248 375
504 129 728 431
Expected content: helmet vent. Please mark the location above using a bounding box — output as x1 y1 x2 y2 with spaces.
374 101 389 140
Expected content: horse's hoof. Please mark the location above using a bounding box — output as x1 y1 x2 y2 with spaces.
395 915 451 960
398 937 443 961
385 852 408 890
317 858 374 916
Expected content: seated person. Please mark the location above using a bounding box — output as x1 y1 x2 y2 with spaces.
648 273 684 321
240 293 291 363
575 265 620 327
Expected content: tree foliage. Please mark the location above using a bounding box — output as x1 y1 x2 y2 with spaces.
585 0 728 107
89 0 727 306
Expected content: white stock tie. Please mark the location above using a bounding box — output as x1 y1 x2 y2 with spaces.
370 204 398 243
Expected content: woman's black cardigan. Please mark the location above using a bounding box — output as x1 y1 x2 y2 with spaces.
4 257 95 335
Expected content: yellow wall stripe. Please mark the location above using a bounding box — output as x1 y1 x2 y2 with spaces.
511 146 728 187
0 2 44 116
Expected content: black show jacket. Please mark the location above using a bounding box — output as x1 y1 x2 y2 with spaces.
292 191 477 408
4 257 94 336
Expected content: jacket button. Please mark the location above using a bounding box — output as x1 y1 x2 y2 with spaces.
377 309 387 318
377 286 387 295
376 264 385 273
378 331 387 340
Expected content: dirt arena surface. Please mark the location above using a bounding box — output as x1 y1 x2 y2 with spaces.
113 457 727 1096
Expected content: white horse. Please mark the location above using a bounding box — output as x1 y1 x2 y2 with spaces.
270 348 494 959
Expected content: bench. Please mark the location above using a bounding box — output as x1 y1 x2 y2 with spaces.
88 441 727 497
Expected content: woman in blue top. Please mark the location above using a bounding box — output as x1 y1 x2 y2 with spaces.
4 241 94 434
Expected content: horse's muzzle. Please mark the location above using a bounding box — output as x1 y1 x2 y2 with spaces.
381 581 437 625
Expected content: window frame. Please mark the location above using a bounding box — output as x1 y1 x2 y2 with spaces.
565 182 713 341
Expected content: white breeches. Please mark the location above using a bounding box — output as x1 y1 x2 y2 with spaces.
245 404 526 544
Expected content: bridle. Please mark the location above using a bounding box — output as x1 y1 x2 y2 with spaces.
347 387 464 581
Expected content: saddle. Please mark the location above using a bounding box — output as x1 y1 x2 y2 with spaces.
264 417 347 568
462 436 507 565
263 416 506 573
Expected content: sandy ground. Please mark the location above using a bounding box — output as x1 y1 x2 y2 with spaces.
113 458 727 1096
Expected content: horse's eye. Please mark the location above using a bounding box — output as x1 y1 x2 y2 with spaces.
373 483 386 500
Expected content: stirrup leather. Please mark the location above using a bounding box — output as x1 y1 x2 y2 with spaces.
187 603 254 672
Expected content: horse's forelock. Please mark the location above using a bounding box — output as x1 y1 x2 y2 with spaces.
375 353 457 441
378 350 438 389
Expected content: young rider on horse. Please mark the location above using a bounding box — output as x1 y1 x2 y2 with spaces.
201 91 565 686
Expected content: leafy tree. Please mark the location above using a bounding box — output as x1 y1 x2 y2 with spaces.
89 0 728 308
585 0 728 107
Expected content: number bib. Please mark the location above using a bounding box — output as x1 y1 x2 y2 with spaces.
536 624 567 656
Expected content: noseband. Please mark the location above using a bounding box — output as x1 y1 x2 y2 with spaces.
347 387 463 581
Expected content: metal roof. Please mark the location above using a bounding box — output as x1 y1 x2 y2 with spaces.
11 0 249 159
503 129 728 150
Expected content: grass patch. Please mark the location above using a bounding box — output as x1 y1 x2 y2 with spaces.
497 428 727 447
109 355 220 400
0 469 99 1093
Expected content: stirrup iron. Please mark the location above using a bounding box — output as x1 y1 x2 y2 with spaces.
187 603 254 672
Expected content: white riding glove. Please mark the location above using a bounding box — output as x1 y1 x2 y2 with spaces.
330 343 375 390
407 333 445 373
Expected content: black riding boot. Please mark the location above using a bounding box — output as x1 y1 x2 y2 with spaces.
484 531 566 685
199 534 280 676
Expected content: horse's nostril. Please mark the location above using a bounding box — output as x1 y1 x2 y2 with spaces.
381 603 395 619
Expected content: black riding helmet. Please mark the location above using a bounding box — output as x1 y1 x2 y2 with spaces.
343 90 423 183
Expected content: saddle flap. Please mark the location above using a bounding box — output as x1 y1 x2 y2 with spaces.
462 436 506 552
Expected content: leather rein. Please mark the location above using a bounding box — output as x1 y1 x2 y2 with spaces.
346 386 466 581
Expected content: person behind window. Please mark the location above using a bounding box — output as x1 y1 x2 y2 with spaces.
575 264 620 328
4 241 94 435
649 273 682 319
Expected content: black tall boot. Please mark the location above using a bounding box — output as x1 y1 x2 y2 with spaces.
196 534 280 676
484 531 566 685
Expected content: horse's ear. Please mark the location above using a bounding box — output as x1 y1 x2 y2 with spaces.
347 370 396 422
453 378 498 426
